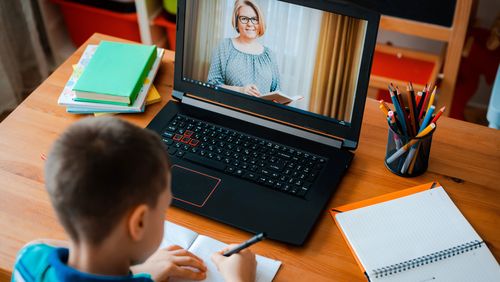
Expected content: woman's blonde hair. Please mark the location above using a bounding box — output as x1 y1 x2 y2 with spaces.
231 0 266 37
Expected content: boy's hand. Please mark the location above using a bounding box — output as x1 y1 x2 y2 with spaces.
211 244 257 282
131 245 207 282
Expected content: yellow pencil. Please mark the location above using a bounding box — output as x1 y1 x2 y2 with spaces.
416 123 435 138
379 103 389 116
426 86 437 114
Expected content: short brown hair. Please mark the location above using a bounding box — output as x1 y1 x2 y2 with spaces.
231 0 266 37
45 117 170 245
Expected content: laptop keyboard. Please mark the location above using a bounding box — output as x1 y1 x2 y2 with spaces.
161 114 328 198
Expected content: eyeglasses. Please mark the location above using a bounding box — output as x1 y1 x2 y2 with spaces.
238 16 259 25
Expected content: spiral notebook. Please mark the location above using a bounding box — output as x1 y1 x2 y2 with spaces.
331 183 500 281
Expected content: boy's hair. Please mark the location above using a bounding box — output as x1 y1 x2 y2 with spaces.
45 117 170 245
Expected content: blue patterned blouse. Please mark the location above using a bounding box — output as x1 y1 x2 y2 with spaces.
207 38 281 93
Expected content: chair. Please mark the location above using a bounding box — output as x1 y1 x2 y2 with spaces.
370 0 473 115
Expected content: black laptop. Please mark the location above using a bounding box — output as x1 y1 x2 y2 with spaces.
147 0 379 245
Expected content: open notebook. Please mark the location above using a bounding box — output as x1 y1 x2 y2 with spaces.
332 184 500 282
159 221 281 282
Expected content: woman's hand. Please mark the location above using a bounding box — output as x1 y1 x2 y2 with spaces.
211 244 257 282
240 84 261 97
131 245 207 282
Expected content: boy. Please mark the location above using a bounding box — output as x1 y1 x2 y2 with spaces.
12 117 256 282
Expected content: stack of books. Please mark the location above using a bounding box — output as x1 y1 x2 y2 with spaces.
58 41 165 114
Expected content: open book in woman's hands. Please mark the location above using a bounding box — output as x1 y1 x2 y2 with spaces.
259 91 303 104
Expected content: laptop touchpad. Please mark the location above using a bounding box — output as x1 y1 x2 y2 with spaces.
171 165 221 208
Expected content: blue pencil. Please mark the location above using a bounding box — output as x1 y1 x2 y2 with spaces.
389 86 407 136
419 105 435 133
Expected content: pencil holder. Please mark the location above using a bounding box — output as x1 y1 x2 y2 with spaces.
384 126 435 177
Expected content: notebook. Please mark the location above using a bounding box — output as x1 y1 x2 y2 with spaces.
160 221 281 282
58 45 163 113
73 41 157 105
331 183 500 282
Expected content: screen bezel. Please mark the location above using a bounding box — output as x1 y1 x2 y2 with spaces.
174 0 380 148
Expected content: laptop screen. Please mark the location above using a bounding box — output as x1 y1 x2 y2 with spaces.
175 0 379 147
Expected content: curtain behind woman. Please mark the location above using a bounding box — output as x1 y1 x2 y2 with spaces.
309 13 367 122
183 0 227 81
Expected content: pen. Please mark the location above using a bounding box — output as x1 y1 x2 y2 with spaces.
223 233 266 257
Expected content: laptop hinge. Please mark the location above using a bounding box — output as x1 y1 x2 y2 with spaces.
179 93 345 149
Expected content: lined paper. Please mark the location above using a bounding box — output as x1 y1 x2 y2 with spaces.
336 187 500 280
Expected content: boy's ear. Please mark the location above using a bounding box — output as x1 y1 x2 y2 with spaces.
128 204 149 241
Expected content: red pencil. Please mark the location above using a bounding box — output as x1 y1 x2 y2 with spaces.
419 86 435 120
431 106 446 124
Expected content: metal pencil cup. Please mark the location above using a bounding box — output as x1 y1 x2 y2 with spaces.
384 126 435 177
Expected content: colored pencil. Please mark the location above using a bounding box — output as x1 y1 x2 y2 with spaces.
431 106 446 124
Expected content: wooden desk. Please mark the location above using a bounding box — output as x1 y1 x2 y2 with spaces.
0 34 499 281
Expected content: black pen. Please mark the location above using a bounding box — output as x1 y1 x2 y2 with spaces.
223 233 266 257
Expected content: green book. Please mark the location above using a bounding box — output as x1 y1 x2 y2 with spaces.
73 41 157 105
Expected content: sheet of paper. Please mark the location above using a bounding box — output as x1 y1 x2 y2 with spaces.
335 187 482 272
159 221 198 250
171 235 281 282
159 222 281 282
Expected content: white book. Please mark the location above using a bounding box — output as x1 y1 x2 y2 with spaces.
159 221 281 282
57 45 163 113
335 187 500 282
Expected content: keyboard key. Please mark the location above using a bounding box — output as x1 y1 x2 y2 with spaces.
189 139 199 146
168 148 177 155
184 152 226 171
162 131 174 138
173 134 183 141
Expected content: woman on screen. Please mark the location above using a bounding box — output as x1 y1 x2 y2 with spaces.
207 0 281 97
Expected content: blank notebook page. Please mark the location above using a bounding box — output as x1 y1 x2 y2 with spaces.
335 187 483 272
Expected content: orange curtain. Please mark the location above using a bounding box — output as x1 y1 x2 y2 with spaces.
309 13 367 122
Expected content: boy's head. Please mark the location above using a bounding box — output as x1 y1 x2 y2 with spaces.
45 117 171 262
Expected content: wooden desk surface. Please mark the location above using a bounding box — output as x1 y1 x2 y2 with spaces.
0 34 499 281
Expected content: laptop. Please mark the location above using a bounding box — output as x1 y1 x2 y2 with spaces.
147 0 379 245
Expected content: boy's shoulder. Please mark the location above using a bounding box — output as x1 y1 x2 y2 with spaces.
12 243 153 282
12 243 57 281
